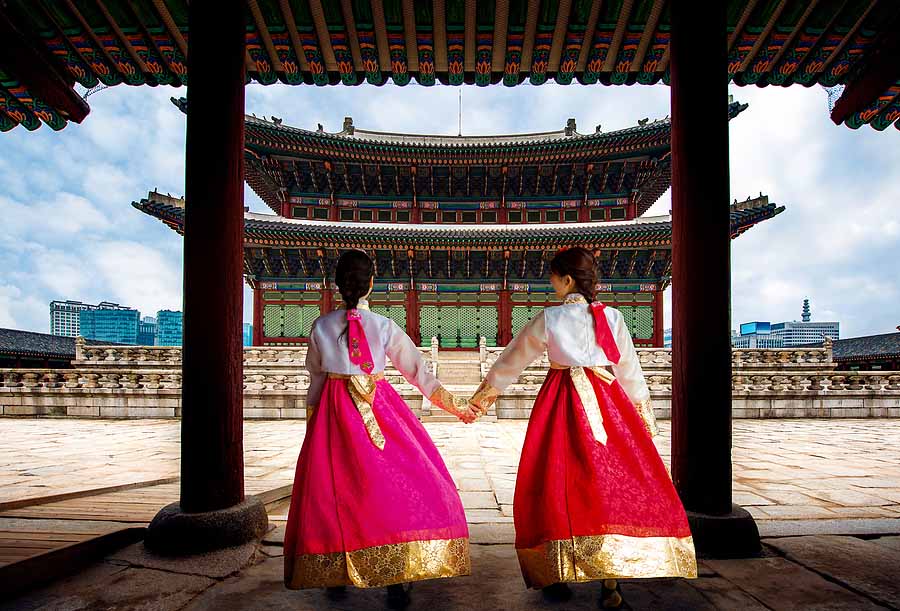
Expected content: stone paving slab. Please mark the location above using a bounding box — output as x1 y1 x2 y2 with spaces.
704 556 889 610
2 419 900 529
765 535 900 608
8 540 896 611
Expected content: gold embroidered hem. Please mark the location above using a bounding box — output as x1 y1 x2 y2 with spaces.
285 537 471 589
517 534 697 589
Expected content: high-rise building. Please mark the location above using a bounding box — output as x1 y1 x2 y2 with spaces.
50 300 92 337
50 300 138 339
156 310 183 346
243 323 253 347
138 316 158 345
79 304 140 344
663 328 672 348
733 300 839 348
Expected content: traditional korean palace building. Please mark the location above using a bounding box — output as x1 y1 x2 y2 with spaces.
135 104 783 349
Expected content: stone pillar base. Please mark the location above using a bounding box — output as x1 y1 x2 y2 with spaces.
687 503 761 559
145 497 268 556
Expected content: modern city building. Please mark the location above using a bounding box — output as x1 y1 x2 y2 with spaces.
49 300 92 337
79 305 140 345
242 323 253 347
136 104 783 348
733 300 839 348
663 328 672 349
156 310 183 346
51 300 137 339
138 316 158 346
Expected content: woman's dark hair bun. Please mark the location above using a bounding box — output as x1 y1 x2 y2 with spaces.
549 247 597 303
335 250 375 310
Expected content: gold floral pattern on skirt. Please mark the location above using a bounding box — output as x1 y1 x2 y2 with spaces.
286 537 471 589
517 534 697 589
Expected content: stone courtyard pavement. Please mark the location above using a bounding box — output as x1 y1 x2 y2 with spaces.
2 418 900 609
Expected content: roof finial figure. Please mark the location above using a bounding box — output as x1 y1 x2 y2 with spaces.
343 116 354 135
638 118 649 126
271 116 282 125
565 118 576 136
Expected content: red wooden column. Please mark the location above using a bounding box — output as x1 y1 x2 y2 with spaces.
653 289 664 348
670 2 758 557
498 289 512 345
321 284 334 314
252 288 263 346
406 287 421 345
147 0 267 555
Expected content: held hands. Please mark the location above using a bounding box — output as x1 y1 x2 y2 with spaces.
429 387 480 424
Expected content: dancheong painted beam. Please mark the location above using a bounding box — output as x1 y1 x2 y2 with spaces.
134 190 783 349
1 1 899 132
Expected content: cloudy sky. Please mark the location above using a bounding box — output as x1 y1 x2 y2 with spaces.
1 81 897 339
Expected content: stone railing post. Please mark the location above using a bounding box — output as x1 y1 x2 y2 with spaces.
823 336 834 364
479 336 486 363
430 336 439 376
74 336 85 362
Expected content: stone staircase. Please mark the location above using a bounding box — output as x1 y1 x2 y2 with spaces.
421 351 492 422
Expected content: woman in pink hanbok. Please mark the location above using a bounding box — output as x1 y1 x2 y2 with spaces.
284 250 476 608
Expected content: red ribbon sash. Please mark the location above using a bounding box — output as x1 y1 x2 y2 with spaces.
589 302 620 364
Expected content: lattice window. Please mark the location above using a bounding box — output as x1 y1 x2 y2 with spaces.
420 305 498 348
511 305 543 337
371 304 407 329
618 305 654 340
263 304 282 338
262 303 319 338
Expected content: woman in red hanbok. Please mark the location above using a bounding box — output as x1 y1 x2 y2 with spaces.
284 250 476 608
469 247 696 607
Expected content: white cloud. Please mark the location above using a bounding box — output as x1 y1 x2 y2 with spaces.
1 80 897 340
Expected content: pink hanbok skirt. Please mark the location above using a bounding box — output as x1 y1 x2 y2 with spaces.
283 377 470 589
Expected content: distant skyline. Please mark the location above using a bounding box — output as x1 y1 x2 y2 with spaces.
2 82 898 339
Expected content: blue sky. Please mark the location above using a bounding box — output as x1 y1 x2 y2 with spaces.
1 82 897 338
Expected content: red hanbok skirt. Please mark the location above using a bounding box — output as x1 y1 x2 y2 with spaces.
283 377 470 589
514 367 697 588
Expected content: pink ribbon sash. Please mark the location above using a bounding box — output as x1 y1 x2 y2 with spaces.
347 309 374 374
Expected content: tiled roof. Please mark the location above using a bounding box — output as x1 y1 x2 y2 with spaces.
0 328 110 359
833 332 900 361
133 192 784 249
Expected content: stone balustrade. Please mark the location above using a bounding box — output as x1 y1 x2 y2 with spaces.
2 340 898 420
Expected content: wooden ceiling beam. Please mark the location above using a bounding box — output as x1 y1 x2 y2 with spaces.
548 0 573 73
738 0 789 72
0 11 89 123
279 0 312 72
631 0 666 71
601 0 634 72
151 0 188 58
576 0 603 72
831 21 900 125
248 0 286 72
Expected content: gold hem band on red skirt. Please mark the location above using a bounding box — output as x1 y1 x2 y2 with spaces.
285 537 471 589
517 534 697 589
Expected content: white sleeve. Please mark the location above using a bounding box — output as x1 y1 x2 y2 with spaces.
610 312 650 405
304 323 326 408
385 320 441 397
485 311 548 392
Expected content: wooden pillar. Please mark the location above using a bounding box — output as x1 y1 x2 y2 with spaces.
321 284 334 314
653 289 664 348
670 1 758 556
406 287 421 345
498 289 512 345
252 288 263 346
180 0 247 513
